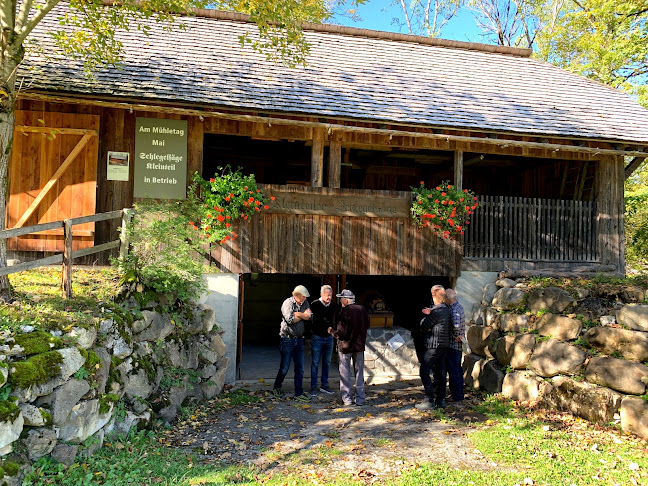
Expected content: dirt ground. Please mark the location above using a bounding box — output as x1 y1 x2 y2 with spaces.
162 379 498 483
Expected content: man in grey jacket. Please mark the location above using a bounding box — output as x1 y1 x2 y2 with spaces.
273 285 312 402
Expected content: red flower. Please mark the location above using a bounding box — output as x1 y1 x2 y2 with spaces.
430 214 436 219
473 197 478 201
435 199 439 203
428 195 432 198
257 189 261 193
217 215 225 222
264 205 269 209
418 200 423 204
436 186 441 190
188 221 194 226
442 201 447 205
226 215 231 219
448 185 453 189
224 197 230 202
226 223 231 228
459 198 464 202
449 201 454 205
255 207 260 211
464 189 468 193
441 192 446 196
209 178 215 182
243 215 248 220
420 181 425 185
271 196 276 201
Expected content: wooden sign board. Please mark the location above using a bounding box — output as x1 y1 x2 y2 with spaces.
265 189 410 218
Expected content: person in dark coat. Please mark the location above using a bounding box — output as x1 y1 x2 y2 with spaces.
328 289 370 406
416 284 453 410
309 285 337 396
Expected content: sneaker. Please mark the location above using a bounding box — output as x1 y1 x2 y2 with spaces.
354 401 365 407
310 388 318 397
436 399 447 409
319 385 335 395
415 400 435 411
294 393 312 403
342 401 353 407
272 388 284 399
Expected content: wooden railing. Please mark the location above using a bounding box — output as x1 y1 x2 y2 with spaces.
464 196 598 262
0 209 133 298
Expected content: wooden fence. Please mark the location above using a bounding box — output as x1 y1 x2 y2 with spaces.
464 196 598 262
0 209 133 298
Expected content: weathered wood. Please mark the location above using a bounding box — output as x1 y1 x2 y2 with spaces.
120 208 134 260
595 156 624 272
62 220 73 299
14 126 96 136
0 221 63 239
500 266 616 279
0 254 63 276
310 129 325 187
14 132 94 229
328 141 342 188
68 210 123 226
454 150 463 191
72 240 120 259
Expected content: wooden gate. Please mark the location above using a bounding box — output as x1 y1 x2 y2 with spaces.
7 111 99 252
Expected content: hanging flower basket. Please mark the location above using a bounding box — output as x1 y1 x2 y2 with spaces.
410 181 479 240
190 167 274 245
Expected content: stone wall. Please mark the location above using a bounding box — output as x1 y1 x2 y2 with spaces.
364 327 419 379
465 278 648 439
0 288 229 485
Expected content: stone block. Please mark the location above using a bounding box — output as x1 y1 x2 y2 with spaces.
0 413 23 450
482 283 498 306
51 379 90 425
616 305 648 332
491 288 526 311
209 333 227 360
51 443 78 466
484 307 500 328
528 287 574 313
68 327 97 349
499 314 530 333
466 325 500 358
535 314 583 341
462 355 503 393
124 369 153 400
495 333 536 369
543 376 622 423
496 278 516 288
133 311 174 342
585 357 648 395
583 326 648 362
502 371 549 402
25 428 57 460
58 399 113 443
620 397 648 439
19 404 47 427
104 411 151 438
93 347 111 394
528 339 587 377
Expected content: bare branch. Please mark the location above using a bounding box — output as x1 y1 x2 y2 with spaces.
15 0 60 47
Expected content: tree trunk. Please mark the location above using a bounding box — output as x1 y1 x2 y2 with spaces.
0 62 17 302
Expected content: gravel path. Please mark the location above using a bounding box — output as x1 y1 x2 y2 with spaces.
164 379 498 483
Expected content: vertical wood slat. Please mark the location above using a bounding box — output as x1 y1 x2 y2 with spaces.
328 141 342 189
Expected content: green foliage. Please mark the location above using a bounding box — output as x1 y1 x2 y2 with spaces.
72 367 90 381
9 351 64 389
472 395 515 419
12 331 63 356
159 367 200 390
0 385 11 402
0 400 20 423
625 186 648 271
191 167 270 244
117 197 207 302
410 180 478 239
535 0 648 106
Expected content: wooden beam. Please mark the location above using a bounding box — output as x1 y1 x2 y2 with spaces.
310 129 325 187
624 156 646 179
595 156 625 273
13 132 94 229
15 126 97 136
454 150 463 191
328 141 341 188
18 92 648 159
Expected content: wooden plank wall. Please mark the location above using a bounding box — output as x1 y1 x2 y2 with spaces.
595 156 625 272
8 110 98 252
464 196 597 262
207 186 461 276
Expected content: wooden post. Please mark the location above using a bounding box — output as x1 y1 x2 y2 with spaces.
328 141 342 188
310 129 325 187
62 219 73 299
120 208 134 260
454 150 463 191
595 156 625 273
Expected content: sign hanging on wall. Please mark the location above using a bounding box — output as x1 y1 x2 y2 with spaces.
264 187 410 218
134 117 188 199
107 151 130 181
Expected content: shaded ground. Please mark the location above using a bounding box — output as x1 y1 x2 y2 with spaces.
163 380 497 483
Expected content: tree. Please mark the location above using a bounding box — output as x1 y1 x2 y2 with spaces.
0 0 357 300
535 0 648 105
390 0 464 37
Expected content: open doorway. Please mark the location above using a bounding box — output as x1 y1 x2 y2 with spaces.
237 274 451 380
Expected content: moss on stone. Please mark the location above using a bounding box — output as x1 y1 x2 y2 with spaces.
0 400 20 423
98 393 119 414
0 461 19 477
12 331 62 356
82 350 102 374
40 409 52 425
9 351 64 389
134 355 156 383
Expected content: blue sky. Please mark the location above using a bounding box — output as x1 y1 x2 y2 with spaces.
331 0 485 43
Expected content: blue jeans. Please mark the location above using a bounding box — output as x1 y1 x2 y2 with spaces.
310 334 333 389
445 348 464 401
273 337 305 395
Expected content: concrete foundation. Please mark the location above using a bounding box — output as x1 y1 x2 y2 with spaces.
199 273 239 384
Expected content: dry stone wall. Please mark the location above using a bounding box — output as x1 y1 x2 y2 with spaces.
466 279 648 440
0 287 229 485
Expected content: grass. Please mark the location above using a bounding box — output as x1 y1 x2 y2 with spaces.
2 267 122 333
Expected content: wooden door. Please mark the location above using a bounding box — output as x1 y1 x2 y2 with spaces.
7 111 99 252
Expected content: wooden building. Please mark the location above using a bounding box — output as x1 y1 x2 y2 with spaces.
9 6 648 365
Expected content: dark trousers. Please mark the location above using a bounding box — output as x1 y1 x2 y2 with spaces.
310 334 334 389
420 347 447 404
273 337 305 395
445 348 464 401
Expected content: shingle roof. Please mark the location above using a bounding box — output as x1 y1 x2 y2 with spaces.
18 6 648 144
